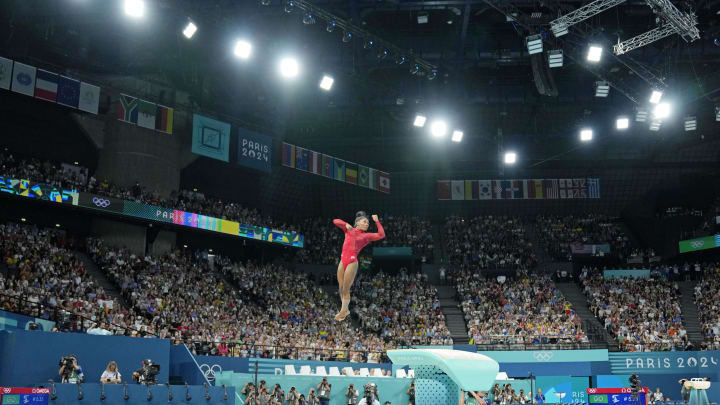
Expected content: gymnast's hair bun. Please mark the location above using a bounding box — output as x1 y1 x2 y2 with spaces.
355 211 368 219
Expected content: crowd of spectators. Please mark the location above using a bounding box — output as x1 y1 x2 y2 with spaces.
582 271 690 351
444 216 536 271
295 218 342 265
352 269 452 346
378 216 434 263
694 263 720 350
452 271 585 345
535 214 635 262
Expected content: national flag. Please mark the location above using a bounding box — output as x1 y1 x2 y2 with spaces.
0 56 12 90
527 179 544 199
322 154 333 178
464 180 473 200
451 180 464 200
310 151 321 174
588 178 600 198
358 165 370 188
345 162 358 185
368 168 377 189
307 150 315 173
559 178 572 199
334 159 345 181
437 181 451 200
34 69 58 102
117 93 138 123
501 180 513 199
10 62 36 96
573 178 588 198
544 179 559 199
295 147 309 171
493 180 503 199
137 99 156 129
154 104 173 133
79 82 101 115
512 180 526 199
56 75 80 108
377 171 390 193
281 142 295 168
478 180 492 200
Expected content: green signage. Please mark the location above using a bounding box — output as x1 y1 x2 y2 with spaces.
589 395 608 403
678 235 720 253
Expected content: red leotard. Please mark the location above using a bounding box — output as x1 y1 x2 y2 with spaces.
333 218 385 268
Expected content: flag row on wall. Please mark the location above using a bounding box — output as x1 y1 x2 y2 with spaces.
437 178 601 200
117 93 174 134
281 142 390 193
0 56 100 114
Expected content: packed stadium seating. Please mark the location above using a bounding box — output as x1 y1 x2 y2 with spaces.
695 263 720 350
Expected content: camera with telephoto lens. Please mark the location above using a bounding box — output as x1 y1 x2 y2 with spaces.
140 359 160 385
364 383 377 401
59 356 75 369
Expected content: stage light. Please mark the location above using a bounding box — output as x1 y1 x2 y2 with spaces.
616 117 629 130
417 11 429 24
319 75 334 91
183 21 197 39
526 35 543 55
410 64 420 75
124 0 144 18
302 12 316 24
413 115 427 127
716 105 720 121
649 90 663 104
451 130 464 143
284 0 295 13
595 81 610 97
587 45 602 62
279 57 299 78
326 21 337 32
504 152 517 164
342 31 353 43
377 49 389 59
20 218 26 222
649 120 661 131
395 55 407 65
548 50 563 68
653 102 671 120
635 109 648 122
551 23 568 37
234 40 252 59
580 129 593 142
363 39 375 50
430 120 448 138
260 0 271 5
684 116 697 131
427 70 438 81
55 223 61 228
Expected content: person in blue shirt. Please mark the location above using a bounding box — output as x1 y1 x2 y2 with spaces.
535 388 546 404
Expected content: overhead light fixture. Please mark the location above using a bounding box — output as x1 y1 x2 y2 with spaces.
649 90 663 104
551 23 568 37
417 11 429 24
342 31 353 43
505 13 518 22
548 49 563 68
653 102 671 120
580 129 593 142
395 55 407 65
278 57 299 78
183 244 188 248
20 218 26 222
183 21 197 39
716 105 720 121
302 12 316 24
635 109 648 122
413 115 427 127
319 75 334 91
531 11 542 18
504 151 517 164
684 116 697 131
234 40 252 59
526 34 543 55
377 49 389 59
595 81 610 97
649 120 662 131
124 0 144 18
326 21 337 32
363 39 375 49
451 130 464 143
587 45 602 62
260 0 271 5
284 0 295 13
410 64 420 75
616 117 629 130
427 70 438 81
55 223 61 228
430 120 448 138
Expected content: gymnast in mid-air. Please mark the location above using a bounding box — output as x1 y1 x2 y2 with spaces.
332 211 385 321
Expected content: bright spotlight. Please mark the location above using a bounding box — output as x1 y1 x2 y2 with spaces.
326 21 337 32
580 129 593 142
183 21 197 39
319 75 334 91
302 12 316 24
413 115 427 127
653 102 671 120
587 45 602 62
234 40 252 59
526 35 543 55
363 39 375 50
616 117 629 130
395 55 407 65
684 116 697 131
451 130 464 143
284 0 295 13
649 90 663 104
124 0 144 18
342 31 353 43
279 57 299 78
504 151 517 164
430 120 448 138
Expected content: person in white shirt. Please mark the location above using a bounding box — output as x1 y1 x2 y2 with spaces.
100 361 122 384
653 388 664 403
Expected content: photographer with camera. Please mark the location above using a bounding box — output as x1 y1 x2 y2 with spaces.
347 383 360 405
271 384 284 405
58 354 84 384
407 381 415 405
132 359 160 385
100 361 122 384
308 388 321 405
316 377 332 405
286 386 300 405
358 383 381 405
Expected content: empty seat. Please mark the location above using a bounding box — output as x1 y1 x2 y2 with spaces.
329 367 341 376
359 368 370 377
342 367 354 376
395 369 407 378
285 365 296 375
315 366 328 376
299 365 312 375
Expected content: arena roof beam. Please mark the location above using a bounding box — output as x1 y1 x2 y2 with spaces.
549 0 628 37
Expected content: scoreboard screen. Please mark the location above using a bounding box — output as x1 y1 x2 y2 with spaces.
0 388 49 405
587 387 648 405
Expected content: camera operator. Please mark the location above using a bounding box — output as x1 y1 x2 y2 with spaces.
58 354 84 384
407 381 415 405
287 386 300 405
347 383 360 405
316 377 332 405
132 359 159 385
271 384 285 405
308 389 321 405
100 361 122 384
359 383 380 405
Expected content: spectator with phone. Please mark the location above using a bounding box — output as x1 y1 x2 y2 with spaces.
100 361 121 384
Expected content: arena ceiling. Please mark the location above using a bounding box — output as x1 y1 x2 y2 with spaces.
1 0 719 168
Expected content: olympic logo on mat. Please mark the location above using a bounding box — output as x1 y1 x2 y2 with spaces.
690 241 705 249
92 197 111 208
533 351 554 362
199 364 222 382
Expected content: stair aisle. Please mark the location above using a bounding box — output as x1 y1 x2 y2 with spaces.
556 282 617 349
74 250 129 308
677 281 704 348
435 285 469 345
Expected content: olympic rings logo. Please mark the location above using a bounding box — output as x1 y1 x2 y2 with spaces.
2 388 11 394
199 364 222 382
533 351 554 362
690 241 705 249
92 197 111 208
